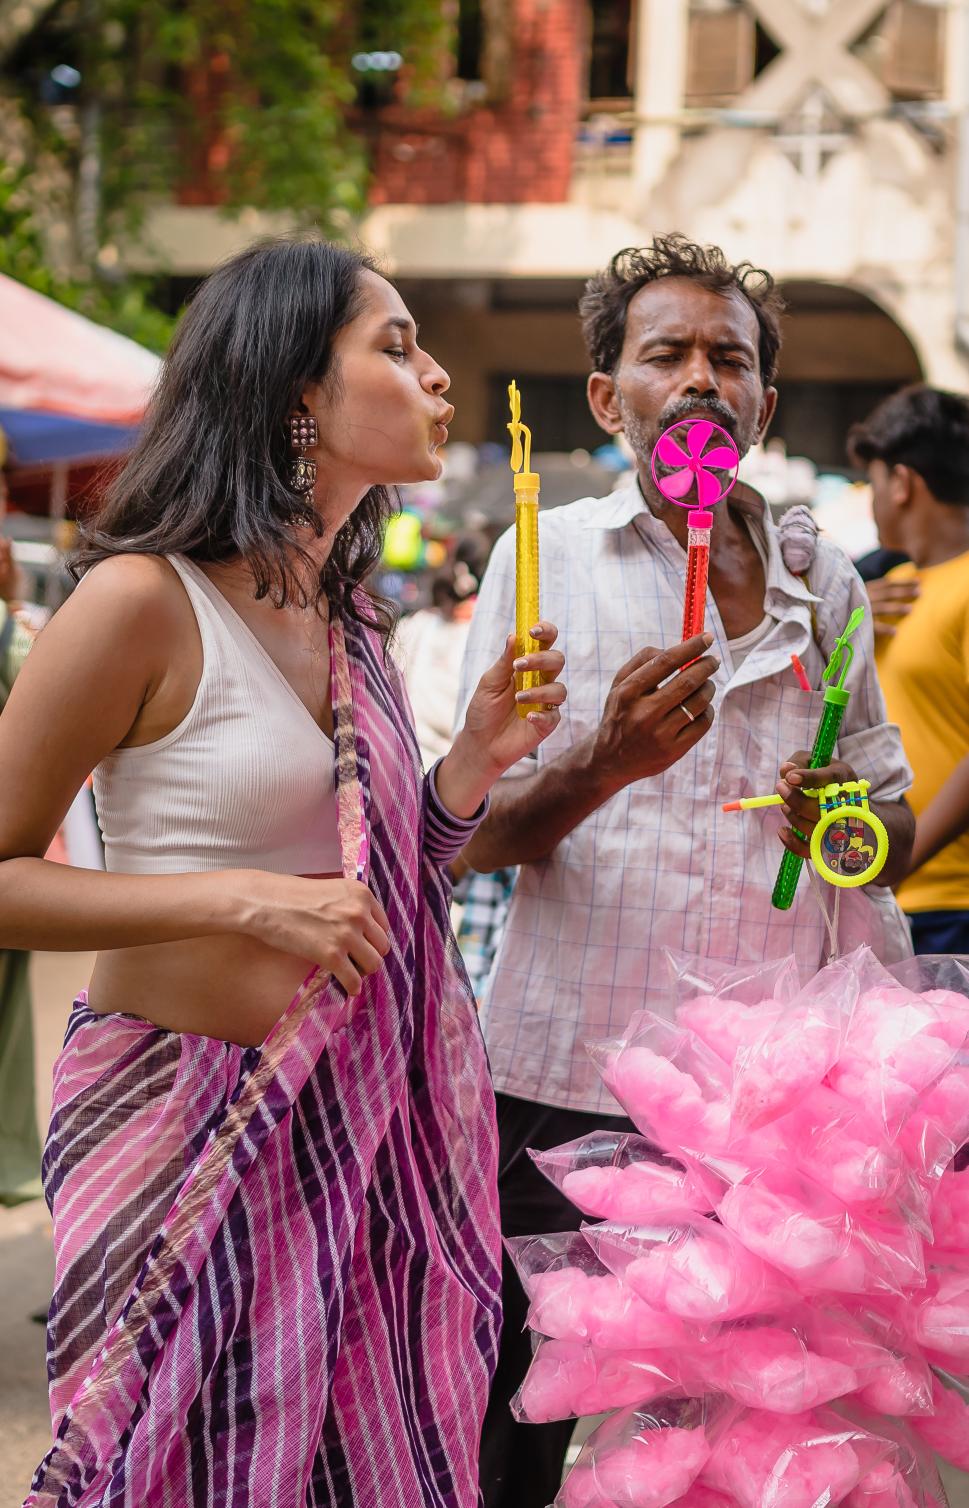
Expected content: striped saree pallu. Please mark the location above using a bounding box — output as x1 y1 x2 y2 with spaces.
27 611 501 1508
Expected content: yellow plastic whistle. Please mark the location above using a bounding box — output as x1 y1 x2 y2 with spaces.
508 380 542 717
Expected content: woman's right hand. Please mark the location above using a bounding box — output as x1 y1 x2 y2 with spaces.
238 873 392 996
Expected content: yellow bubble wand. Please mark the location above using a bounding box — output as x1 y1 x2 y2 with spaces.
508 381 542 717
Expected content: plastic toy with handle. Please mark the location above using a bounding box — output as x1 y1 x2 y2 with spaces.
649 419 740 641
724 778 889 889
508 380 542 717
771 606 867 910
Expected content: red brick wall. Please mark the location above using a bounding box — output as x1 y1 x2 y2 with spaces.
366 0 583 205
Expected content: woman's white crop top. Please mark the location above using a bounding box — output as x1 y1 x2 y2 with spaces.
92 555 343 875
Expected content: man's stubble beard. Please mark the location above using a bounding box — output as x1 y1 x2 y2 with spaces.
616 388 758 470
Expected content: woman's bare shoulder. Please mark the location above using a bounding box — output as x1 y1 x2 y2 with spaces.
73 552 188 623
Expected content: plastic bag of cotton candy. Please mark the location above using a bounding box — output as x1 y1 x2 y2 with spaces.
553 1397 937 1508
553 1394 738 1508
601 949 969 1159
510 946 969 1489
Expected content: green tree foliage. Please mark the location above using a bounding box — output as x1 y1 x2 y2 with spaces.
4 0 454 345
0 164 175 351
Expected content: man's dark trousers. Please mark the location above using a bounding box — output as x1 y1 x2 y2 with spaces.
480 1091 635 1508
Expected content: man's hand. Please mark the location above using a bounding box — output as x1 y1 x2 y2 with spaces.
775 752 857 859
865 575 919 638
591 633 719 787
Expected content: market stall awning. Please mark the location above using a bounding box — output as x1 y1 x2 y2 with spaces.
0 407 140 467
0 273 161 472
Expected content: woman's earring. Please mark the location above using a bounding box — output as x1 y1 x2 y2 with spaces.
288 414 318 494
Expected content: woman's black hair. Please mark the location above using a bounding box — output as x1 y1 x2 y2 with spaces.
72 235 397 638
579 233 785 384
848 384 969 505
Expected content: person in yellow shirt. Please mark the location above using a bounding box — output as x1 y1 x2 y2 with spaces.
849 385 969 954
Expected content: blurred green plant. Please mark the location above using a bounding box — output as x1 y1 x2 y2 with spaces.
13 0 455 233
0 165 175 351
2 0 456 346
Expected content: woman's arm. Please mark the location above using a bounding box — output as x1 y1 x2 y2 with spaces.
0 556 393 988
0 554 238 950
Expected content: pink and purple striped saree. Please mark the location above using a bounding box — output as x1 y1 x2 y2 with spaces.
26 608 501 1507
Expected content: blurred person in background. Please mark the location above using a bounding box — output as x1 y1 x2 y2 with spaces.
397 549 483 770
397 536 520 1004
0 531 43 1205
849 385 969 955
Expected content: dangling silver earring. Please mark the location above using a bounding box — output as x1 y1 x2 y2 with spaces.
288 413 318 494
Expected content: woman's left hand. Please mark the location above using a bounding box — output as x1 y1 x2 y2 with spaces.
465 621 566 772
435 623 566 819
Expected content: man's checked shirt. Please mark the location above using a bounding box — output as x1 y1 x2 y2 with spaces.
456 474 913 1116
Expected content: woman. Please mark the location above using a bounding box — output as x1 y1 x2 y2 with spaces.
0 237 566 1507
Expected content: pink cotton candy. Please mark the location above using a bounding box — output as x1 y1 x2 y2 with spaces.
675 996 764 1063
855 1350 932 1416
913 1265 969 1367
899 1063 969 1178
621 1224 786 1323
829 990 962 1127
844 1462 918 1508
786 1089 914 1213
718 1181 848 1281
910 1374 969 1470
666 1490 738 1508
527 1268 689 1350
563 1163 715 1226
731 1011 840 1131
517 1340 677 1423
603 1047 729 1154
562 1428 711 1508
699 1328 856 1414
700 1412 864 1508
930 1168 969 1252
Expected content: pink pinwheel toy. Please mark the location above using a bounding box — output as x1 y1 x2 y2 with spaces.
649 418 740 642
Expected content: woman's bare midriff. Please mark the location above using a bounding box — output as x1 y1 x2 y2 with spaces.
87 870 343 1046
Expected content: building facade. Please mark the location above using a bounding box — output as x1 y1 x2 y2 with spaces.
136 0 969 468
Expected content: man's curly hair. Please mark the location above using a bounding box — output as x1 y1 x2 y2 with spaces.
579 233 785 384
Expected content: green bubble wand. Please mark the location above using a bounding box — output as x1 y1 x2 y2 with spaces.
771 605 866 911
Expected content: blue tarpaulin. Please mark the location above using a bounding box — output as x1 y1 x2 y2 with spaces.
0 407 140 467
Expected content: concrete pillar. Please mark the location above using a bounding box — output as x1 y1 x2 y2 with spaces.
632 0 688 198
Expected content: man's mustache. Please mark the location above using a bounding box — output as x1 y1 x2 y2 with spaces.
657 395 739 441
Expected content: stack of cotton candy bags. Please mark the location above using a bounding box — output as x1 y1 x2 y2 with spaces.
506 947 969 1507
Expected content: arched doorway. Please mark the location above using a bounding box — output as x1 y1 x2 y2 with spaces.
771 282 924 471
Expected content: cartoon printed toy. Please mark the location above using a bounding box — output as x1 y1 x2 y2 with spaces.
650 419 740 641
723 779 889 889
508 380 542 716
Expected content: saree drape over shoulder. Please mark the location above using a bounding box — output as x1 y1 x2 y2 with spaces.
26 610 502 1508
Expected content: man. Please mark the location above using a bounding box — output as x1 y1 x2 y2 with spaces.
457 234 915 1508
849 384 969 955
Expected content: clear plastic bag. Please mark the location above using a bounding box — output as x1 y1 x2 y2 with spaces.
717 1167 925 1298
512 1335 680 1422
728 961 857 1132
664 952 802 1024
555 1395 737 1508
588 1015 733 1159
530 1132 722 1227
584 1219 791 1326
683 1321 857 1415
505 1230 693 1350
698 1407 896 1508
797 1303 933 1418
